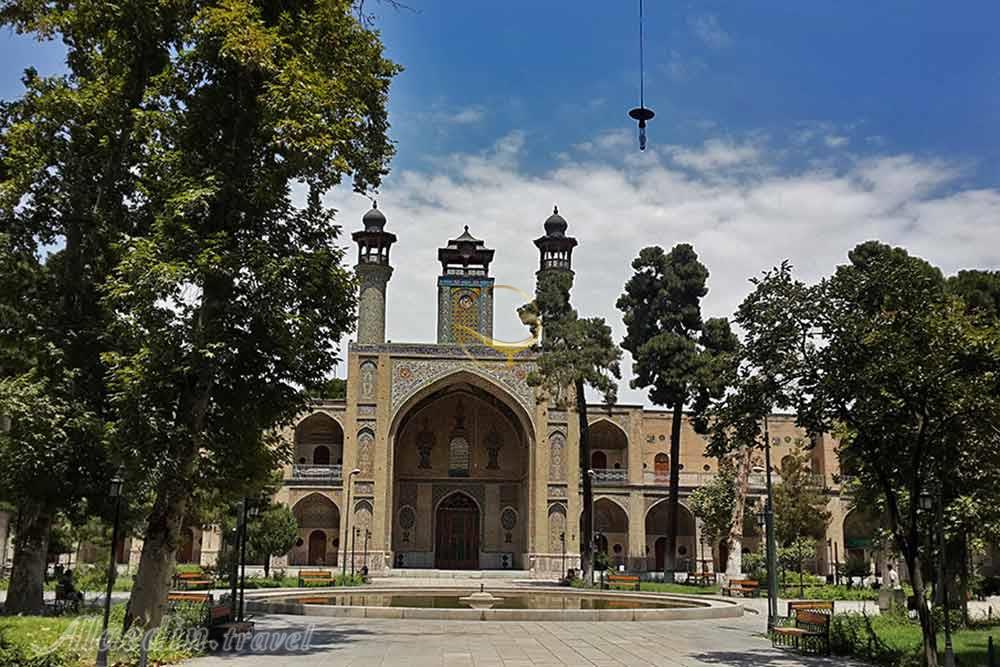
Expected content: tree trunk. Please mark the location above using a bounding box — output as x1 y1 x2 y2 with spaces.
904 548 939 667
575 379 593 585
263 555 270 578
5 506 52 614
664 402 683 581
123 482 188 630
726 446 753 577
959 532 969 627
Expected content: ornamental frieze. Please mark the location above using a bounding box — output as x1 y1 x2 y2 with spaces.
390 358 535 418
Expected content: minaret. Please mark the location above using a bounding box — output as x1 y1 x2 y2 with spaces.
436 226 495 345
534 205 577 276
353 203 396 344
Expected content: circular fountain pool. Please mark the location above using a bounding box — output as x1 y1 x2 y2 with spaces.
246 587 742 622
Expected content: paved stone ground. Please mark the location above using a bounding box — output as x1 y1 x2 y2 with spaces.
183 613 860 667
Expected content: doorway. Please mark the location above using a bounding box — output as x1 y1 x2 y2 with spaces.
308 530 328 565
435 493 480 569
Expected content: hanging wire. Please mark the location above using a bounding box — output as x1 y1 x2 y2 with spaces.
628 0 655 150
639 0 645 109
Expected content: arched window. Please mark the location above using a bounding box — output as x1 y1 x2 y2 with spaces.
654 453 669 479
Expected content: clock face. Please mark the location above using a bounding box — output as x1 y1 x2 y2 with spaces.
458 294 475 309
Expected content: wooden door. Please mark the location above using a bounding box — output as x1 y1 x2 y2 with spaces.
654 454 669 480
435 494 480 569
654 537 666 572
591 451 607 469
177 528 194 564
308 530 327 565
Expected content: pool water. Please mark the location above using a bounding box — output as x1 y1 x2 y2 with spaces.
287 593 691 610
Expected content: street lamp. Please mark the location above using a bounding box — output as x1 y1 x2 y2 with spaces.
560 531 567 579
921 489 955 667
753 416 780 631
237 499 261 623
362 529 370 579
96 467 125 667
342 468 361 577
351 527 359 577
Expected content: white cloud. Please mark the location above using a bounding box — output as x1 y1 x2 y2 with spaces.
418 105 486 126
689 14 731 49
324 131 1000 405
666 138 762 172
825 135 849 148
663 50 707 82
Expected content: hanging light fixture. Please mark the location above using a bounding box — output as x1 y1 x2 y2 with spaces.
628 0 655 150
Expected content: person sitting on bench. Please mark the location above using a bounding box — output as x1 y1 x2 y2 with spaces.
56 569 85 610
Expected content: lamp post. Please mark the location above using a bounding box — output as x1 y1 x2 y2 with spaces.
921 490 955 667
351 527 358 577
238 499 260 623
342 468 361 577
560 531 567 579
756 416 779 630
229 501 242 620
96 468 124 667
363 529 370 578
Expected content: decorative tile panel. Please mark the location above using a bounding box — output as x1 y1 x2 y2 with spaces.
390 358 535 417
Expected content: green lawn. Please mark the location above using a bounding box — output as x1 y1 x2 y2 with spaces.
830 612 999 666
637 582 722 595
0 604 198 667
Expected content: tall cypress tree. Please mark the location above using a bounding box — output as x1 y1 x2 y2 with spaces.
617 244 736 580
522 269 621 583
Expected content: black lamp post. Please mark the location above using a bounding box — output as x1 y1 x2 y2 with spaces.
96 468 124 667
351 527 358 577
238 499 261 623
921 489 955 667
560 531 567 579
362 529 370 577
342 468 361 577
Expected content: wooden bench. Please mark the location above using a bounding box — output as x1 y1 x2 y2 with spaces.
173 570 215 591
771 601 833 655
603 574 640 591
166 592 253 641
722 578 760 597
297 569 334 587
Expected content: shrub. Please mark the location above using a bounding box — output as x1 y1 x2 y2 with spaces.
972 575 1000 599
829 613 916 666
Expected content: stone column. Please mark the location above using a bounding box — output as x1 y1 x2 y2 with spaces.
628 491 646 572
356 264 393 344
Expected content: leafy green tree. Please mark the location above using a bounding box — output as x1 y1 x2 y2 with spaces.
617 244 737 579
773 446 831 547
97 0 398 629
947 269 1000 322
778 536 817 599
0 0 183 612
778 241 1000 667
522 270 621 584
248 505 299 577
689 462 736 560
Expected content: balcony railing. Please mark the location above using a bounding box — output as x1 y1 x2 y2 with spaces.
586 468 629 485
643 470 770 488
291 464 342 483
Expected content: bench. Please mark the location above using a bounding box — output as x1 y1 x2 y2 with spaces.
166 592 253 640
603 574 640 591
173 570 215 591
297 569 334 587
771 601 833 655
722 578 760 597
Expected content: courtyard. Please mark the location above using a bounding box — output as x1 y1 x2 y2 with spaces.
183 613 855 667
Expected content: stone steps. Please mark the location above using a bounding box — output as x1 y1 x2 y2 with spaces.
381 569 532 579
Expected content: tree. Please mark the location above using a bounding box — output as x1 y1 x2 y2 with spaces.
688 462 736 563
777 241 1000 667
522 270 621 584
0 0 183 612
617 244 737 579
947 269 1000 322
248 504 299 577
772 446 831 547
103 0 398 629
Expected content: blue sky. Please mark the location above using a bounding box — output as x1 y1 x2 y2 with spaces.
3 2 1000 403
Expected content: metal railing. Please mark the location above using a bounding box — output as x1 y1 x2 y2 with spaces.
588 468 629 485
291 464 343 482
